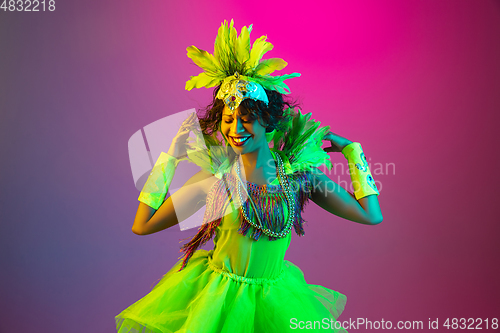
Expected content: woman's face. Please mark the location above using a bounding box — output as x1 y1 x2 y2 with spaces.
220 105 268 155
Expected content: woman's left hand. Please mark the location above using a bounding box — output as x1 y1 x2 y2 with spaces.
323 131 353 153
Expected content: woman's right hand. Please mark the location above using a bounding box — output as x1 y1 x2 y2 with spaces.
323 131 353 153
167 112 197 158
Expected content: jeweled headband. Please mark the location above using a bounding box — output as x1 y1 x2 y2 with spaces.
185 19 300 111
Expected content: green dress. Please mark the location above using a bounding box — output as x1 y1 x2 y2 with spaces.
115 173 347 333
116 109 348 332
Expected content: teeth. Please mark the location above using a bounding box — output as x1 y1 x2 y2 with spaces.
233 137 250 143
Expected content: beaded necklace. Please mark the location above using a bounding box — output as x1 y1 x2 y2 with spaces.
234 152 296 240
179 153 311 271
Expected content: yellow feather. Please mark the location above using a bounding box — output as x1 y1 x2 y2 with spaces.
235 25 251 65
186 46 219 75
185 72 220 91
254 58 287 76
185 20 301 93
229 19 237 51
213 20 229 61
249 36 274 69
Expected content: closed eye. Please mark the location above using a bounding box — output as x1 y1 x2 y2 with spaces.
223 118 252 124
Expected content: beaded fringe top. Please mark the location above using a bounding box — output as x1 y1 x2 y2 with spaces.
239 181 289 241
178 172 312 270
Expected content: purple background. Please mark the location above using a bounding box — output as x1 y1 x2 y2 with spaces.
1 1 499 332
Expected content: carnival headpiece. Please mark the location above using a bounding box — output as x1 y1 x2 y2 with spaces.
185 19 301 111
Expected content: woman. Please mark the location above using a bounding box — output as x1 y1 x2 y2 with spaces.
116 20 382 333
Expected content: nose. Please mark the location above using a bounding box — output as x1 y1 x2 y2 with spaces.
231 117 245 134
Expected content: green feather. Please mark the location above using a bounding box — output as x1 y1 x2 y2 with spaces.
272 108 332 173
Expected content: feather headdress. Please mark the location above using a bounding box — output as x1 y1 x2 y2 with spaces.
185 19 300 109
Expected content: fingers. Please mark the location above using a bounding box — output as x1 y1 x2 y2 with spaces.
323 146 341 153
178 114 197 132
179 113 198 132
323 131 340 141
186 112 197 123
175 124 191 138
177 128 191 137
323 131 342 140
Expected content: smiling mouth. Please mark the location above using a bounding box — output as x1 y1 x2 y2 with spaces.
230 136 251 146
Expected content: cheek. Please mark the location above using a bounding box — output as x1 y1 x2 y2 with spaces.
220 122 228 135
220 123 234 142
252 123 267 137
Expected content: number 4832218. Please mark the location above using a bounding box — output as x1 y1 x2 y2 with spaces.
443 318 498 330
1 0 55 11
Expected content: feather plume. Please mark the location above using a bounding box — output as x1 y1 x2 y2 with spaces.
253 58 287 76
185 72 221 91
235 25 252 66
251 73 301 94
185 19 300 97
248 35 273 69
271 108 332 173
213 20 228 62
186 46 219 75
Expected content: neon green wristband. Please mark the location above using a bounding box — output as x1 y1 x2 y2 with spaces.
138 152 178 210
342 142 379 200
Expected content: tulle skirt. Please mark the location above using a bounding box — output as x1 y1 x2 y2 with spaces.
115 250 347 332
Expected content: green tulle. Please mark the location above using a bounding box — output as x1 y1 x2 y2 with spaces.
116 172 348 332
116 250 347 333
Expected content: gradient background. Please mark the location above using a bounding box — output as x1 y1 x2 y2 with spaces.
1 1 499 332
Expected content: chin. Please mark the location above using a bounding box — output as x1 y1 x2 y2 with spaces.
230 145 247 155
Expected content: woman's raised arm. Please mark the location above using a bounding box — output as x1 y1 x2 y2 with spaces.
309 131 383 225
309 168 383 225
131 112 217 235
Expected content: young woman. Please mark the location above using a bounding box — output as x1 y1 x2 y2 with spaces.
116 20 382 333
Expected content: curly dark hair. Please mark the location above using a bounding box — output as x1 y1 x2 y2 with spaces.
198 86 299 137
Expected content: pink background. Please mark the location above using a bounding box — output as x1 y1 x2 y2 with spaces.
1 1 499 332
